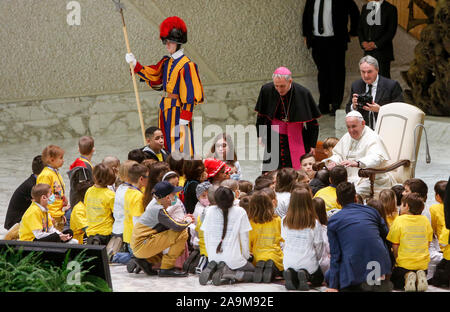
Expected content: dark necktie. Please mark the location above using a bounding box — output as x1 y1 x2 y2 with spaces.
318 0 324 34
367 84 374 129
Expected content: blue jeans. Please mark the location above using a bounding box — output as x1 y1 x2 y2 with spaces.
111 243 133 264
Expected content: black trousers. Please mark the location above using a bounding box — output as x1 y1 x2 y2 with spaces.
311 36 346 114
430 258 450 287
390 266 427 290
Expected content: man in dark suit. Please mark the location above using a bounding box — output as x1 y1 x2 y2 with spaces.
302 0 360 116
346 55 403 129
358 0 398 78
325 182 392 292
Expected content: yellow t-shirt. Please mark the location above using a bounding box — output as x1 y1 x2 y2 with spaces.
387 214 433 270
249 217 284 271
155 153 163 162
313 186 341 211
36 167 66 218
439 227 450 260
123 187 145 244
179 175 186 188
195 215 207 257
84 186 115 236
430 203 445 240
19 202 53 241
386 212 398 228
70 201 88 244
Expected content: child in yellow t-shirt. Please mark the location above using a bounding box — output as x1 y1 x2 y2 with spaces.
70 180 94 244
429 180 448 247
314 165 347 217
387 193 433 292
37 145 70 231
122 163 149 246
430 227 450 287
248 188 284 283
19 184 73 243
85 163 116 245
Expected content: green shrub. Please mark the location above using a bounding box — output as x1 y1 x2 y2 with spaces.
0 246 111 292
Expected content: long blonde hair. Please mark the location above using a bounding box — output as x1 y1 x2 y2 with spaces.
379 189 397 216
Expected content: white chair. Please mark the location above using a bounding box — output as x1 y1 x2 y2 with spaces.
358 102 430 198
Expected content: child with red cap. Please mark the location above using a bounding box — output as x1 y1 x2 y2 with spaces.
204 158 231 186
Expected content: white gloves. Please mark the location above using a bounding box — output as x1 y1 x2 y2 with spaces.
179 119 189 126
125 53 137 68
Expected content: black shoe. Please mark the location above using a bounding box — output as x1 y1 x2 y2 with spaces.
253 260 265 283
297 269 310 291
199 261 217 285
134 258 158 276
263 260 275 283
283 268 299 290
126 259 137 273
159 268 189 277
212 261 226 286
183 249 200 273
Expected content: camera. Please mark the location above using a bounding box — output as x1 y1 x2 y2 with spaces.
356 93 373 109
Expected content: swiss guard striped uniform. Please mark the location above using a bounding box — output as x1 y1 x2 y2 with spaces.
133 50 204 157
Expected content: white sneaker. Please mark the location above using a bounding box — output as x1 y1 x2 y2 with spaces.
416 270 428 292
404 271 417 292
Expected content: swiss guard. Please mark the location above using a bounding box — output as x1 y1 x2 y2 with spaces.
126 16 204 157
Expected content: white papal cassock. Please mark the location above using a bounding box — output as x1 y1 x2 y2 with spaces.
326 126 396 196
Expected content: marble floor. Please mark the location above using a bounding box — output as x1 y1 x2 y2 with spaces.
0 110 449 292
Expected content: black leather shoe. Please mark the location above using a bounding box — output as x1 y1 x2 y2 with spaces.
159 268 189 277
134 258 158 276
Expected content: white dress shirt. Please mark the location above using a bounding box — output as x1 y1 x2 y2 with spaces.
313 0 334 37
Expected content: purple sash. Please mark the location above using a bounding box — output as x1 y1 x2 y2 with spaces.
271 119 305 170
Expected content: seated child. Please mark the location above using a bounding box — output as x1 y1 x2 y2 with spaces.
254 175 275 191
387 193 433 292
312 197 330 275
142 126 168 162
379 189 399 228
248 189 284 283
403 178 443 279
322 137 339 159
391 184 405 211
128 149 147 163
199 186 254 285
282 188 324 291
204 158 231 186
314 165 347 218
238 180 253 197
4 155 44 234
296 168 310 184
183 181 212 274
163 171 188 222
120 164 149 258
274 168 298 218
300 152 316 180
166 151 186 186
309 169 330 195
429 180 448 250
19 184 75 243
68 136 95 208
431 226 450 287
37 145 70 232
220 179 240 206
85 164 116 245
102 156 121 192
70 180 94 244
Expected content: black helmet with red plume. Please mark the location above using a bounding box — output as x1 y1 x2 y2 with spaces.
160 16 187 44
